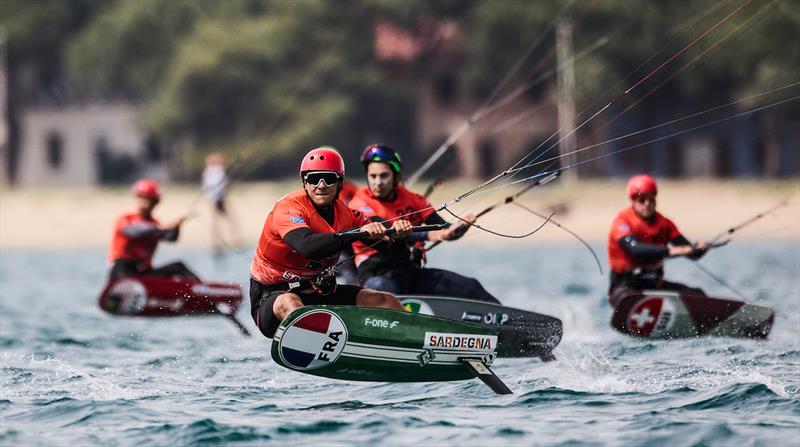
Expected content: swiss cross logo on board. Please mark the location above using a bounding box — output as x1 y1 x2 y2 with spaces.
627 296 676 336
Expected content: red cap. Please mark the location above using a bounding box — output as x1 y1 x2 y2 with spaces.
627 174 657 198
300 147 345 176
132 179 161 200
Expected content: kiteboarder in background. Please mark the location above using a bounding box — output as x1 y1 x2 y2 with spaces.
607 174 710 305
348 144 500 303
249 146 410 339
108 179 199 281
202 152 241 255
339 178 359 205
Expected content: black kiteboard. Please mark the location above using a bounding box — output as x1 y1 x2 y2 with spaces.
399 296 562 359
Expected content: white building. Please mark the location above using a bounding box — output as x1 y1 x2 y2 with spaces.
16 103 167 187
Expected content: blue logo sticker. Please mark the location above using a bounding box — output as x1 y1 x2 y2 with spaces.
290 216 306 224
360 206 374 213
618 224 630 232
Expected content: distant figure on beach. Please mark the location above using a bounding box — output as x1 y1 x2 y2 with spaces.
202 152 241 254
607 174 710 305
108 179 198 281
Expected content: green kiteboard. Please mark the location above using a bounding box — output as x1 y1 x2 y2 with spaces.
271 306 512 393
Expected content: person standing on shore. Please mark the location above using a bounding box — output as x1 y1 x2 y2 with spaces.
248 146 410 338
108 179 198 281
202 152 241 254
607 174 710 305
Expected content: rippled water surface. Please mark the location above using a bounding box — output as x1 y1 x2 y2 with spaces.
1 242 798 446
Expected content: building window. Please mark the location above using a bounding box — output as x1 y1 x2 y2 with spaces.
434 73 457 105
95 136 139 184
45 131 64 170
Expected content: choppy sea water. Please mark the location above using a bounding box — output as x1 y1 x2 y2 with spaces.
1 242 798 446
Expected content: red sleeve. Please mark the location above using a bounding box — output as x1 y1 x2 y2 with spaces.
664 216 682 240
609 214 633 241
272 198 311 239
113 214 126 233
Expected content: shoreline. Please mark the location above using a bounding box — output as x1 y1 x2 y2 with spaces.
1 180 797 249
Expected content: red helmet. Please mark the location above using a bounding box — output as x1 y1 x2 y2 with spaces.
300 146 345 176
627 174 657 198
132 179 161 200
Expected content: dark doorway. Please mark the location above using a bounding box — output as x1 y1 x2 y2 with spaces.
434 72 458 105
45 131 64 170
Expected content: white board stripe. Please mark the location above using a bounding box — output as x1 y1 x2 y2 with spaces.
340 352 462 366
280 326 334 354
347 341 490 356
342 343 489 365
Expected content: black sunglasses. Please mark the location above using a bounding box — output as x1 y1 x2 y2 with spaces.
633 195 656 204
303 171 341 187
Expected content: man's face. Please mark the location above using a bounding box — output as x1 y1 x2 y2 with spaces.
366 162 396 199
631 194 656 219
303 171 340 207
136 196 158 215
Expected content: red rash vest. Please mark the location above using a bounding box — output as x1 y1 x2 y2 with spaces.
108 212 162 268
250 189 369 285
607 207 681 273
348 184 434 266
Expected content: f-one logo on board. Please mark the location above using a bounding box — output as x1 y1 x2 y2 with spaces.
278 310 348 370
423 332 497 351
364 318 399 328
627 296 676 336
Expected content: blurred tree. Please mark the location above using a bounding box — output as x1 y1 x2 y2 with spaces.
5 0 798 180
1 0 111 101
461 0 799 176
65 0 203 99
463 0 799 113
0 0 113 182
64 0 426 176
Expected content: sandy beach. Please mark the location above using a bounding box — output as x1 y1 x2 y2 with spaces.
0 179 797 249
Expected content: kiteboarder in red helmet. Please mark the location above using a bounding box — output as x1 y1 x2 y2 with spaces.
108 179 198 280
348 144 500 303
607 174 710 305
249 146 411 339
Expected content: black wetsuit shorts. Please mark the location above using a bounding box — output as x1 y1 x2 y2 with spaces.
249 278 362 338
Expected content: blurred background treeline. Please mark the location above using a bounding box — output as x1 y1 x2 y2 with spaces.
0 0 798 188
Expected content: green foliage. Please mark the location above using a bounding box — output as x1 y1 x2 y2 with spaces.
462 0 563 98
146 1 386 165
65 0 203 98
7 0 799 177
1 0 111 88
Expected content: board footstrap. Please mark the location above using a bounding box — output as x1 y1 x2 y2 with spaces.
460 358 513 395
